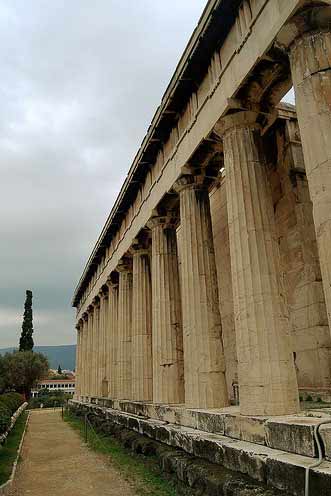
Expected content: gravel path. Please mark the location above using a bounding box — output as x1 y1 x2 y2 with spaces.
10 409 137 496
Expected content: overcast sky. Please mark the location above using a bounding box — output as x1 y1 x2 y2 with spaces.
0 1 294 349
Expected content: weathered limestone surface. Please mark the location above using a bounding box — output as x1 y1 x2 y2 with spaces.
175 175 228 409
75 326 81 399
131 248 153 401
81 314 88 400
148 216 185 405
289 22 331 338
87 308 94 397
221 111 299 416
99 291 109 397
210 178 238 400
92 300 100 397
107 280 119 399
267 118 331 389
117 261 133 400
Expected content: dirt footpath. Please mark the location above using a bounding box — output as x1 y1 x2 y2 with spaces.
10 409 137 496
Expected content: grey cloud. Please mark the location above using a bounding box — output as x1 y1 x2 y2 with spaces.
0 0 207 347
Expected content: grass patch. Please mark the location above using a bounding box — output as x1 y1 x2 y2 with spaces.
0 411 28 486
65 412 177 496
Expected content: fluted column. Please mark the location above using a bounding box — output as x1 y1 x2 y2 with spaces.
117 260 133 399
174 176 229 409
98 289 109 397
78 323 83 399
82 313 88 399
220 110 299 416
287 8 331 334
87 307 94 398
74 323 81 399
148 216 184 404
131 247 153 401
92 298 100 397
96 295 103 397
107 278 119 398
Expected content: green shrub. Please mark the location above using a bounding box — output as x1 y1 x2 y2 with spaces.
0 393 24 435
306 395 313 402
0 409 11 435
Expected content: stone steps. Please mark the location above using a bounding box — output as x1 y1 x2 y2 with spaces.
92 397 331 460
75 400 331 496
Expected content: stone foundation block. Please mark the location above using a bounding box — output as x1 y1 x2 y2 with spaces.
265 417 320 457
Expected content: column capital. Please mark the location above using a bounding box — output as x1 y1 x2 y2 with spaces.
130 247 150 257
117 258 133 273
107 277 119 291
98 286 109 300
129 237 151 257
173 173 210 194
82 312 88 322
147 212 179 231
276 4 331 50
87 304 94 314
92 296 100 309
215 111 260 137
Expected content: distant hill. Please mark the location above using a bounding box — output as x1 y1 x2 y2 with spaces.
0 345 76 371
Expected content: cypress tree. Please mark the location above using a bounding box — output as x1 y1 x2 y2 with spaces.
19 290 34 351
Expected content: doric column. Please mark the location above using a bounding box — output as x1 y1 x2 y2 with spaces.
82 313 88 399
117 259 133 399
131 246 153 401
283 6 331 334
174 175 229 409
87 306 94 398
219 110 299 415
78 322 83 399
75 322 81 399
107 278 119 398
98 288 109 397
147 215 184 405
92 297 100 397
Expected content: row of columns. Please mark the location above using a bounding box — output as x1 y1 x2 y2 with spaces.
75 10 331 416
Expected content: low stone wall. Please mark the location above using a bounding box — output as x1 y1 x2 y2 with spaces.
70 400 331 496
69 400 284 496
0 404 29 495
86 396 331 459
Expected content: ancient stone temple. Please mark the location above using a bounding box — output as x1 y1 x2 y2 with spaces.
71 1 331 493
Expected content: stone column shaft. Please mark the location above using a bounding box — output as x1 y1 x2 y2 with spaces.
117 264 133 399
290 26 331 334
108 282 119 398
84 317 89 399
87 309 93 398
99 294 109 397
78 327 83 398
82 317 88 399
132 250 153 401
149 217 184 404
100 295 108 397
221 111 299 415
92 302 100 397
75 326 80 399
175 177 229 409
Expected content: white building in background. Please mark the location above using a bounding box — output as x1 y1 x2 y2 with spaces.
31 379 75 398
